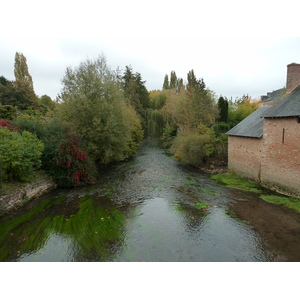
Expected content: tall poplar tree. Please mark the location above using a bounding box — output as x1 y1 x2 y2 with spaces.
14 52 34 91
170 71 177 89
163 74 169 89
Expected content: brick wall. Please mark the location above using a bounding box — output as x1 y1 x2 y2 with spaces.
228 117 300 197
228 136 263 181
261 117 300 196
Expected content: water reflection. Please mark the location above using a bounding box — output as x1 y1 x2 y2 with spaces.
0 196 128 262
0 140 294 262
113 197 268 262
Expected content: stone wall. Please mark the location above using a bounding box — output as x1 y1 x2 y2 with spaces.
0 177 57 214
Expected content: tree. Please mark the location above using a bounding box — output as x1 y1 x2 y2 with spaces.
39 94 56 114
14 52 34 91
187 69 206 93
184 70 217 127
0 76 9 86
217 96 229 122
227 96 260 128
163 74 169 89
0 76 39 112
60 55 143 163
170 71 177 89
122 66 149 117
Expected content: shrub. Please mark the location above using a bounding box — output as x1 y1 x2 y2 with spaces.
0 105 18 120
171 130 214 166
0 119 20 131
15 117 96 187
0 127 44 181
51 129 96 187
161 124 177 148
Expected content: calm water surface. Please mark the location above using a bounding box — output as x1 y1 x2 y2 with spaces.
0 140 297 261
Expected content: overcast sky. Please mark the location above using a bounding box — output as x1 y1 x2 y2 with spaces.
1 1 300 101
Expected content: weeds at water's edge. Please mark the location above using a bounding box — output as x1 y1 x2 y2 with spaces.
260 195 300 214
195 202 210 210
211 172 300 214
211 173 262 193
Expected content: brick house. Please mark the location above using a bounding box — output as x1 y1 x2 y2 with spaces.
226 63 300 198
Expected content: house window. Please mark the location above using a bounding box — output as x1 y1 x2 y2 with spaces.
282 128 285 144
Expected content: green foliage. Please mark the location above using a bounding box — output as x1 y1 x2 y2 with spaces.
195 202 210 210
211 122 230 136
260 195 300 213
0 127 44 182
163 74 169 89
162 78 218 129
0 196 126 261
124 104 144 156
161 123 177 148
227 96 259 128
0 160 2 189
148 90 167 110
145 109 164 138
14 52 34 91
211 173 262 193
60 55 143 164
217 96 229 122
164 71 183 93
0 77 39 113
122 65 149 118
38 94 56 115
0 105 18 120
170 71 177 89
171 129 214 166
13 115 96 187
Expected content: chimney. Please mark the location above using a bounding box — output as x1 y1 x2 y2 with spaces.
286 63 300 94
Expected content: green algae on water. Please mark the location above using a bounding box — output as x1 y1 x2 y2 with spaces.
0 196 127 261
195 202 210 210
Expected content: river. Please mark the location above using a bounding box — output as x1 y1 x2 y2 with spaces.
1 140 300 262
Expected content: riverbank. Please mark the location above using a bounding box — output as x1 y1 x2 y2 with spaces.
0 171 57 215
211 172 300 213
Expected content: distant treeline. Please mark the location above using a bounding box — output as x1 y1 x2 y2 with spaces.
0 52 259 188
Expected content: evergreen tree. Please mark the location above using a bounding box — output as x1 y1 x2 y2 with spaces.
217 96 229 122
14 52 34 91
122 66 149 117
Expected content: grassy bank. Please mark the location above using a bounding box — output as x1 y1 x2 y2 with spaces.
211 173 300 214
211 173 262 193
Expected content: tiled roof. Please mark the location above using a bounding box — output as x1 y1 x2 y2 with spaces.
226 106 271 138
264 85 300 118
264 88 285 103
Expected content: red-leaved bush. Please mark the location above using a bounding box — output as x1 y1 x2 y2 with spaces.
0 119 20 131
54 130 96 187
